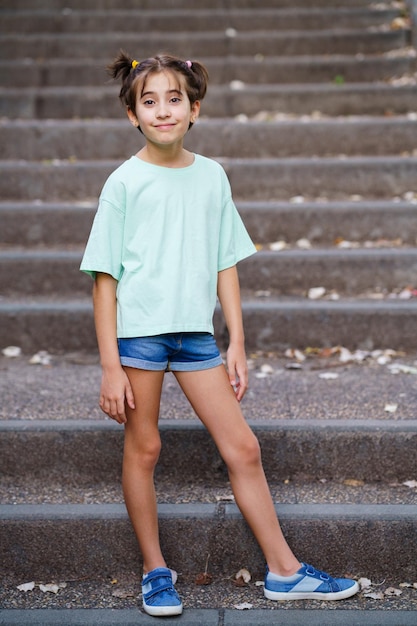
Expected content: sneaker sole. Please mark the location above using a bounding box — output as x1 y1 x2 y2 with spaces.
142 601 183 617
264 581 360 602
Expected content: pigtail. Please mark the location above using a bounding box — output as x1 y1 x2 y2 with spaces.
107 49 134 82
186 60 209 101
107 50 137 109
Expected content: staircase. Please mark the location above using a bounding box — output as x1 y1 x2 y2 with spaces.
1 1 417 624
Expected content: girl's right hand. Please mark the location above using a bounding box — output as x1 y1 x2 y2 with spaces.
99 367 135 424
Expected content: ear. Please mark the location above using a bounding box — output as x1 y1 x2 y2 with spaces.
190 100 200 124
127 107 139 128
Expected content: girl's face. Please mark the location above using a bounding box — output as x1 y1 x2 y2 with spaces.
128 71 200 148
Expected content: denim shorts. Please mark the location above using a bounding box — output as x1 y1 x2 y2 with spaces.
118 333 223 372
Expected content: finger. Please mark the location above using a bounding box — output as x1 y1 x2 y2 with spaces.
125 382 136 410
116 398 127 424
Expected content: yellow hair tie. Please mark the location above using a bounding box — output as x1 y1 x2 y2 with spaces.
131 60 139 69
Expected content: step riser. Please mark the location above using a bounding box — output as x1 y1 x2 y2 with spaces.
2 251 417 296
2 424 416 484
2 203 416 246
2 303 417 352
1 504 416 579
2 57 414 87
0 10 400 34
2 84 415 119
3 119 417 160
1 159 416 201
1 31 408 60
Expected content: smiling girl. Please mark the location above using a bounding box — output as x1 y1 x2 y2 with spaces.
80 51 359 617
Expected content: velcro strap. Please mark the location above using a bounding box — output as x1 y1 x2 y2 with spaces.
143 580 174 601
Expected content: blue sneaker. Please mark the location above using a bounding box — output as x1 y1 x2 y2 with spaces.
264 563 359 601
142 567 183 616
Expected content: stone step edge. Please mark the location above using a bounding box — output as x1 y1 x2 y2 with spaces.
0 610 416 626
2 502 416 580
2 501 416 522
1 198 414 210
2 247 416 258
2 418 416 432
2 419 416 483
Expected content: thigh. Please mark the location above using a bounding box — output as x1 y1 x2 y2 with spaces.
174 365 255 458
123 367 165 445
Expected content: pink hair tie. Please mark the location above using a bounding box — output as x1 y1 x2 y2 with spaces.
185 60 192 68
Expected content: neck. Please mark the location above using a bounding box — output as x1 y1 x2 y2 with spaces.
137 144 193 168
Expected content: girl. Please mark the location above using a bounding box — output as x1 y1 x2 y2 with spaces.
80 51 359 617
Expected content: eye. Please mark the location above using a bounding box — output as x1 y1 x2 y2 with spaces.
170 97 181 103
142 99 155 106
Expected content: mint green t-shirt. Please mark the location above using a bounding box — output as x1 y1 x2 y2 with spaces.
80 154 256 337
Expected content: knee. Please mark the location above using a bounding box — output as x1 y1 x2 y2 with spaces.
124 432 162 471
226 431 262 471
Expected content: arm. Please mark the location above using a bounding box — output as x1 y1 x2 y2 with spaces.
93 272 135 424
217 265 248 402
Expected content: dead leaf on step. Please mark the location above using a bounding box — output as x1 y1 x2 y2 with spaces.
403 480 417 489
195 572 213 585
343 479 365 487
363 590 385 600
384 587 402 597
234 602 253 610
195 554 212 585
17 581 35 592
39 582 67 594
233 568 251 587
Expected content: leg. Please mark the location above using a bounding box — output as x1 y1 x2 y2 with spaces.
122 367 166 574
174 365 301 576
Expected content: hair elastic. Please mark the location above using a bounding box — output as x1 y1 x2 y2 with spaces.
185 60 192 68
131 60 139 69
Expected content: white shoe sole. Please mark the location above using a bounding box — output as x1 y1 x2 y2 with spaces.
264 580 360 601
143 601 183 616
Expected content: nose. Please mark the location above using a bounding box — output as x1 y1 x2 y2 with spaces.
156 102 171 119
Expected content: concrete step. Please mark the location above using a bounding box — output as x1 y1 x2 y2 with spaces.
2 200 416 247
2 83 416 119
2 247 417 297
0 8 401 34
2 419 416 486
3 118 417 160
1 501 416 580
1 156 416 201
1 609 416 626
2 54 416 87
1 297 417 352
1 29 409 60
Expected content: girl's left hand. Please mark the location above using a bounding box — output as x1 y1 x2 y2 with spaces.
226 343 249 402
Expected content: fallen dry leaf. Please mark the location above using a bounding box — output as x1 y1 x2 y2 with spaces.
363 590 384 600
308 286 326 300
234 568 251 586
2 345 21 358
384 587 402 597
17 582 35 592
39 582 67 594
234 602 253 610
195 572 213 586
344 479 365 487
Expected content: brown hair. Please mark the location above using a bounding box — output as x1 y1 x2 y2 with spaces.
107 50 209 114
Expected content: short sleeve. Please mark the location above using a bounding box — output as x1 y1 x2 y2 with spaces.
217 172 257 271
80 198 125 281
